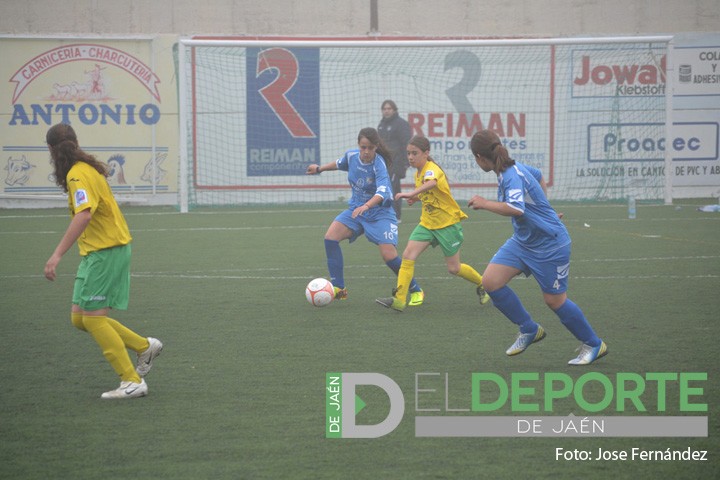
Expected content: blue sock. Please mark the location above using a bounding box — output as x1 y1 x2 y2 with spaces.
553 299 601 346
385 256 421 292
324 239 344 289
487 286 538 334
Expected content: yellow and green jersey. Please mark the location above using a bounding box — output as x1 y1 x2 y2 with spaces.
415 160 468 230
66 161 131 256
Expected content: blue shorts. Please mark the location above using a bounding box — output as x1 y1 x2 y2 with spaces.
490 238 571 294
334 207 399 246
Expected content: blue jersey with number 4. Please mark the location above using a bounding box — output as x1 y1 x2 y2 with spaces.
497 162 570 253
336 150 393 209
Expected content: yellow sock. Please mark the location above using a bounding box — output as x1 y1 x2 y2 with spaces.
83 315 141 383
395 259 415 303
457 263 483 285
71 312 86 331
105 317 149 353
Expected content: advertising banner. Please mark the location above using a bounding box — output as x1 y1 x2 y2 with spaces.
184 36 720 204
1 37 178 198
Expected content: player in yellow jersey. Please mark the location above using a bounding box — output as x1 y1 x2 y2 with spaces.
376 135 490 311
43 123 163 399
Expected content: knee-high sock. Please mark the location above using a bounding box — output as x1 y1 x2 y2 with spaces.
487 286 538 334
553 299 601 346
105 317 149 353
83 315 141 383
71 313 147 352
385 256 421 294
392 259 415 302
457 263 483 285
71 312 86 331
324 239 344 289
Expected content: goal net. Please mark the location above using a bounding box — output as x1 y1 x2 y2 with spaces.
178 36 673 211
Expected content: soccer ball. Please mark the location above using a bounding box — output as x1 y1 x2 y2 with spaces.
305 278 334 307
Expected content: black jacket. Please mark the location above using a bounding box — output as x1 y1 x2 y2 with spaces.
378 112 412 178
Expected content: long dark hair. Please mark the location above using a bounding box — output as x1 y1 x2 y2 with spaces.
46 123 108 193
470 130 514 175
358 127 393 169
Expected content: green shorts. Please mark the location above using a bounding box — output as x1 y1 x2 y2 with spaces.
73 243 132 311
408 223 464 257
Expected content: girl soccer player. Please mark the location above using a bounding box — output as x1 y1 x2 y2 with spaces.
468 129 607 365
44 123 163 398
375 135 489 311
306 127 423 304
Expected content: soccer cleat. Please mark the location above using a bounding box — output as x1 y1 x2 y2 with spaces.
375 296 406 312
101 379 148 399
408 290 424 306
476 285 490 305
333 286 348 300
568 341 608 366
505 325 546 356
136 337 163 377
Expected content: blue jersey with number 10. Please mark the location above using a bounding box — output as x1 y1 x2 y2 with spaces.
498 162 570 253
336 149 393 210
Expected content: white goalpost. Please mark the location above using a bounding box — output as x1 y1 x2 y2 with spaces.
178 36 674 212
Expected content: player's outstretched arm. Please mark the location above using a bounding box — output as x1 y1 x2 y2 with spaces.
396 179 436 204
306 162 338 175
468 196 520 217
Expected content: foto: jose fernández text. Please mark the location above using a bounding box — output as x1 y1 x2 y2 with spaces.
556 447 708 462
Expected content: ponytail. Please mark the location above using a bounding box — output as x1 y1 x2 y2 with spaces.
470 130 515 175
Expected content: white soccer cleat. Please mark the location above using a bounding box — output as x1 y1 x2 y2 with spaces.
568 341 608 365
136 337 163 377
505 325 546 356
101 379 148 399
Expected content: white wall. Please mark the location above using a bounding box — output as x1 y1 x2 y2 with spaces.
1 1 718 207
1 0 717 37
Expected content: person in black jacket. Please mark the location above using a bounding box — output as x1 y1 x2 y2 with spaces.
377 100 412 221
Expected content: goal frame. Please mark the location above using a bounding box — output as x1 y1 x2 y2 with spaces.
178 35 674 212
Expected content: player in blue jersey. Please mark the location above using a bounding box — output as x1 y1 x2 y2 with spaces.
468 129 607 365
306 127 423 303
